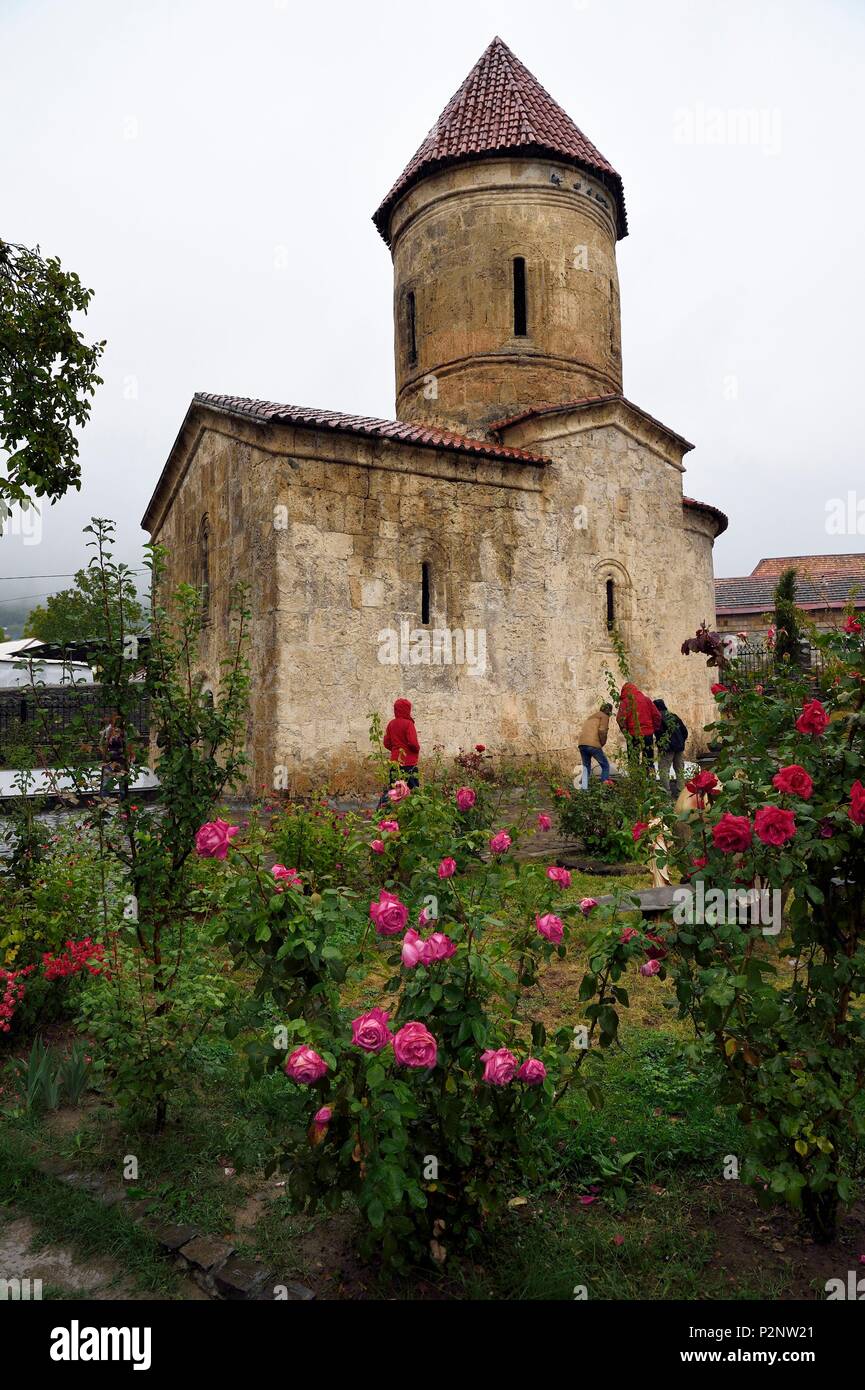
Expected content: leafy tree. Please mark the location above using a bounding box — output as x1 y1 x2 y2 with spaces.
24 566 145 646
773 566 804 666
0 240 105 510
0 625 6 642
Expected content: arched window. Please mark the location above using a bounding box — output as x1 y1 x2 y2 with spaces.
606 577 615 631
421 561 431 625
406 290 417 366
512 257 527 337
198 514 210 627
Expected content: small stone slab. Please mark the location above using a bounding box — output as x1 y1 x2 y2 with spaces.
179 1235 236 1273
214 1257 272 1300
594 885 691 917
152 1223 200 1253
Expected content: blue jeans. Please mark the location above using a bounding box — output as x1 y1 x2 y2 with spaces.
579 744 610 788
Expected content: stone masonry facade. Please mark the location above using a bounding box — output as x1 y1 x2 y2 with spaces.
142 38 726 794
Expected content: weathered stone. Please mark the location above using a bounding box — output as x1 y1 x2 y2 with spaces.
178 1235 235 1273
151 1223 200 1253
214 1257 272 1300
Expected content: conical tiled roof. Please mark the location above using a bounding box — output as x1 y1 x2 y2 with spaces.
373 36 627 243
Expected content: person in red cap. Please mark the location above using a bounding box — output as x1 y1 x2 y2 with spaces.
381 697 420 797
616 681 661 769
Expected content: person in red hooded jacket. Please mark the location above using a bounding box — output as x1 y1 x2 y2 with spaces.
616 681 661 768
382 698 420 793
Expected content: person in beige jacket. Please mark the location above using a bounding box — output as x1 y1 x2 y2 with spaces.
577 702 613 789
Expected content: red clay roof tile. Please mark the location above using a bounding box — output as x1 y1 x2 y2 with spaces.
373 37 627 244
192 392 551 464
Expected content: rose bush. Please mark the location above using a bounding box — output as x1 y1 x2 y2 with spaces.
575 616 865 1242
213 778 628 1267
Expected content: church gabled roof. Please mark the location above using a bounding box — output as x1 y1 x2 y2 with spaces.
373 37 627 244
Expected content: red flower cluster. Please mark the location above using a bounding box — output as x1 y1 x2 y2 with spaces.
42 938 106 982
0 965 36 1034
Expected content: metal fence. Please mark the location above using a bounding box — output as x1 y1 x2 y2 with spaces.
0 685 150 767
732 642 827 687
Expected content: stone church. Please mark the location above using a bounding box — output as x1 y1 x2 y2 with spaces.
142 37 726 792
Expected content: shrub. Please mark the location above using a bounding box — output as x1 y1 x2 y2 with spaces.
212 779 619 1267
583 615 865 1242
553 778 642 862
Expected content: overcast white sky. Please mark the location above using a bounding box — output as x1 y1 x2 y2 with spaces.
2 0 864 627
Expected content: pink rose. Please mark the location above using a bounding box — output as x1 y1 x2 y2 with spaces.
378 819 400 833
438 857 457 879
393 1021 437 1068
849 781 865 827
517 1058 547 1086
284 1046 328 1084
418 905 437 927
712 812 753 855
547 866 571 888
424 932 456 961
401 928 427 969
754 805 796 847
455 787 476 811
536 913 564 944
796 699 829 737
351 1007 393 1052
369 889 408 936
313 1106 332 1129
640 959 661 977
489 831 512 855
370 839 386 854
271 864 302 890
579 898 598 916
388 780 412 803
772 765 813 800
620 926 639 943
537 813 552 831
480 1047 518 1085
195 819 239 860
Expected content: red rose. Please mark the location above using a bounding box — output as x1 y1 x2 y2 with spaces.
849 781 865 827
632 821 648 843
795 699 829 737
686 770 720 797
475 744 486 753
712 812 753 854
754 805 796 846
771 764 813 800
844 615 863 636
711 683 728 696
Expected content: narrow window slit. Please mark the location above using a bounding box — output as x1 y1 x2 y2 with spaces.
421 561 431 625
407 290 417 365
513 257 527 336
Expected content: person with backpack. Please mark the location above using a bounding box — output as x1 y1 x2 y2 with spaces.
576 702 613 788
616 681 661 768
653 698 688 796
